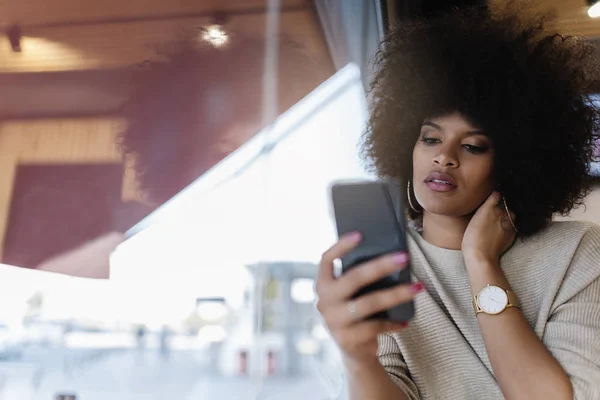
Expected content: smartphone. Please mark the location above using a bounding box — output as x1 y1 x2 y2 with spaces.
330 179 414 322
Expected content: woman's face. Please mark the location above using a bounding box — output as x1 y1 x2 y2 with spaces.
412 113 495 218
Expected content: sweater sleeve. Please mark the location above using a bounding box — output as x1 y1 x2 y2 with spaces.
542 224 600 400
378 333 420 400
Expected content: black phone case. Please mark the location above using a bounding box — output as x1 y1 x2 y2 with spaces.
331 179 415 322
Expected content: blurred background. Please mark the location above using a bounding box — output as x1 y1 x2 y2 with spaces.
0 0 598 399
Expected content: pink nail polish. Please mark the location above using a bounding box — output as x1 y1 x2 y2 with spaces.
393 252 409 265
410 282 424 293
395 321 409 330
348 232 362 242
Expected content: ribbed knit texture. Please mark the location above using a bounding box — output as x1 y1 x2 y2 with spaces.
377 221 600 400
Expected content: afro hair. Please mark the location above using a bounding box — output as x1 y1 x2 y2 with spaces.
362 4 600 236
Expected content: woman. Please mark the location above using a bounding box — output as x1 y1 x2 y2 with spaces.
315 6 600 400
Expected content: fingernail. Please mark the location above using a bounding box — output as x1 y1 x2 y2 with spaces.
393 252 409 265
393 321 409 330
347 232 362 242
410 282 424 293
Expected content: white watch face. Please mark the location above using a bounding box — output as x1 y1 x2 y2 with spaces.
477 285 508 314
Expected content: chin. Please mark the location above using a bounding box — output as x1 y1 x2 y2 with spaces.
420 202 474 218
417 190 479 218
423 208 464 218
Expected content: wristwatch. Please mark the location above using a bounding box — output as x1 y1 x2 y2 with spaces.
473 284 520 315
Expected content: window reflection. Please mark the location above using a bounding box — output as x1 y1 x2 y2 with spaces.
0 1 339 398
111 65 368 397
0 63 367 398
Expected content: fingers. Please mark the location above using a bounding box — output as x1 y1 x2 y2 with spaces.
316 239 416 362
333 252 410 300
483 191 519 231
318 232 362 285
501 210 518 232
350 282 423 322
484 191 502 209
499 195 518 232
335 319 408 352
326 282 423 326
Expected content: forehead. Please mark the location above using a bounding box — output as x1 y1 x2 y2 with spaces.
423 113 487 136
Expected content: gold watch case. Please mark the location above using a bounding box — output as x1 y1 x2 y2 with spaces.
473 284 520 315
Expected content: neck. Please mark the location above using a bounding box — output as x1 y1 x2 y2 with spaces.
421 212 470 250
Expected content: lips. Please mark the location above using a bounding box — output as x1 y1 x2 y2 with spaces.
424 172 457 192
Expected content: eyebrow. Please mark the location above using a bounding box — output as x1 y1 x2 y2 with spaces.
421 121 486 137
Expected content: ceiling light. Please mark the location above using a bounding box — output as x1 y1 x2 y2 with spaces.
200 24 229 48
588 1 600 18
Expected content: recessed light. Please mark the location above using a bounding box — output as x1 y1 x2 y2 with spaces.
200 24 229 48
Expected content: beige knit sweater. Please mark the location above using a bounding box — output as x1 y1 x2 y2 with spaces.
377 220 600 400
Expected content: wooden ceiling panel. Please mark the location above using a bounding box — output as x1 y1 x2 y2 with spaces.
0 70 131 117
491 0 600 39
0 0 308 28
538 0 600 38
0 9 330 73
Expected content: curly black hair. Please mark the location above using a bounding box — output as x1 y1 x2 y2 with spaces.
362 4 600 236
118 34 329 205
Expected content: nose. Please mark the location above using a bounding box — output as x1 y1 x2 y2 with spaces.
433 145 458 168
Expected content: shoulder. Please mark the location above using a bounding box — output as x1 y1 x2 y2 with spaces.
519 220 599 255
505 221 599 294
533 221 600 304
558 221 600 287
514 220 600 271
565 220 600 253
535 219 598 239
406 226 420 250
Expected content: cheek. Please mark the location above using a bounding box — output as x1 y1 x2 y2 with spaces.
411 145 426 177
463 158 495 193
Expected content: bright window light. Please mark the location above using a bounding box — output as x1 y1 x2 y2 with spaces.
588 2 600 18
291 278 316 303
196 302 228 321
311 324 330 340
295 337 320 355
197 325 227 343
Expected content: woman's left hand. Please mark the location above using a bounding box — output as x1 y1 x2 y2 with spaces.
462 191 516 266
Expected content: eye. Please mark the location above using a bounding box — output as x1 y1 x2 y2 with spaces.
462 144 487 154
421 137 440 145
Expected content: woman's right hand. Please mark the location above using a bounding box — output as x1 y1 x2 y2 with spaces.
315 232 423 366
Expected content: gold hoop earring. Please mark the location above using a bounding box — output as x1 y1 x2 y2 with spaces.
502 197 518 233
407 181 421 213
